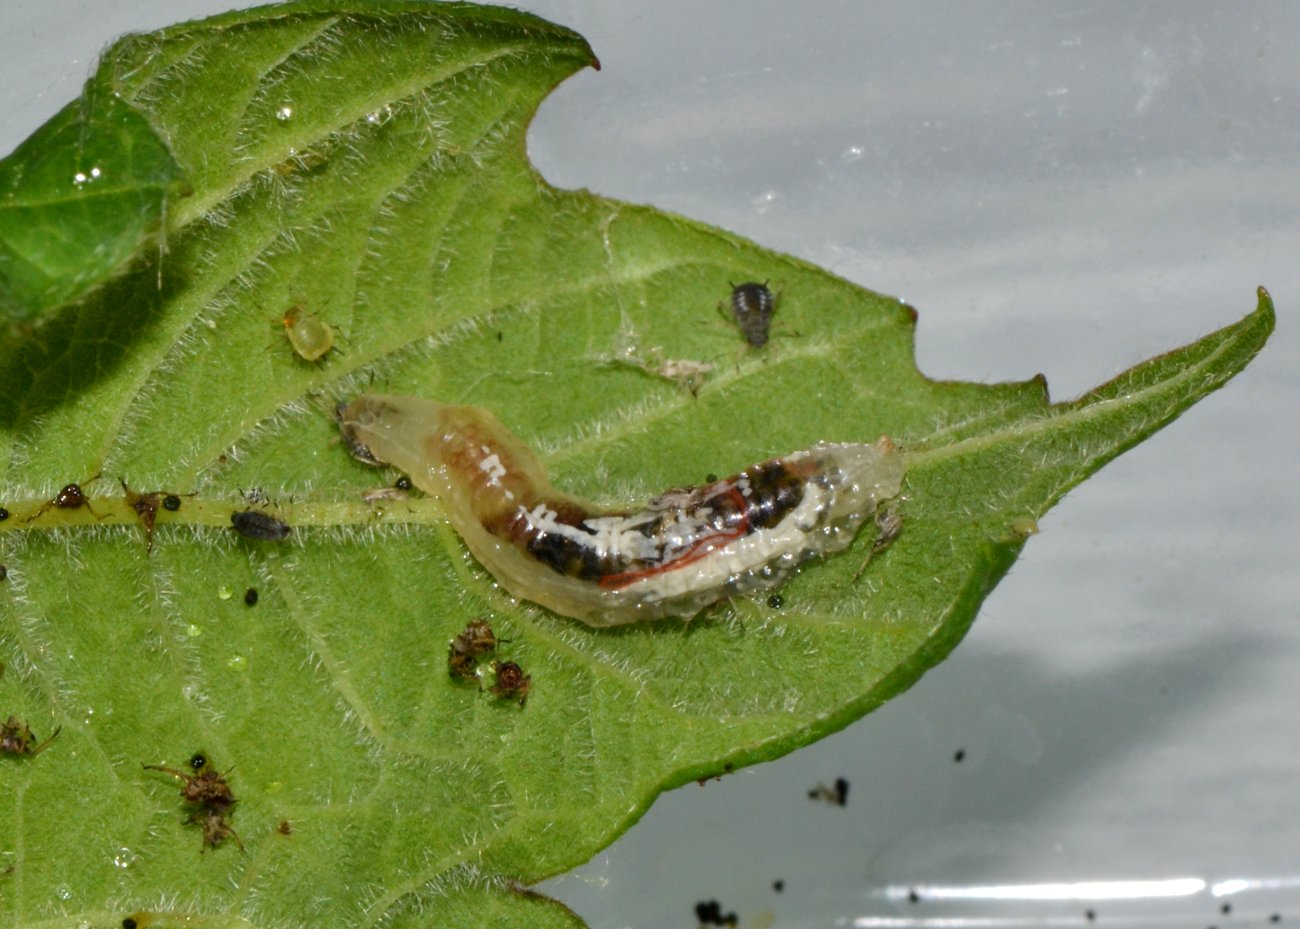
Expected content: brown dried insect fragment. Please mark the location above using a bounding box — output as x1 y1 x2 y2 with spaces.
1 716 61 757
490 660 531 706
145 753 235 810
120 480 166 552
144 751 242 851
195 808 244 852
25 474 102 524
448 618 501 682
334 400 382 464
852 507 904 582
276 819 293 835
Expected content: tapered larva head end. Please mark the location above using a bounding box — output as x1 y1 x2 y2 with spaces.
335 398 384 466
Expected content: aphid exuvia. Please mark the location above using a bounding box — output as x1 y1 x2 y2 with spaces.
337 395 904 626
448 618 501 682
1 716 61 757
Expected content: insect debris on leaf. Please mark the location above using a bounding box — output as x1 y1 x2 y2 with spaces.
143 752 243 851
24 474 103 524
490 660 532 706
1 716 61 758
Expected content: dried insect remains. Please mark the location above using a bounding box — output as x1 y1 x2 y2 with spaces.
448 618 501 682
1 716 61 758
144 752 243 851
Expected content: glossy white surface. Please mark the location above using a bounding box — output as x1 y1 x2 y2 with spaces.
4 4 1296 928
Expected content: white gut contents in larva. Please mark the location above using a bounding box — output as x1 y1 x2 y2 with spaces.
336 394 904 626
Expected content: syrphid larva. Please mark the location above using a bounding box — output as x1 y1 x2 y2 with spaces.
336 395 903 626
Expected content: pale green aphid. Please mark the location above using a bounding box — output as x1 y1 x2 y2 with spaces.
281 306 335 362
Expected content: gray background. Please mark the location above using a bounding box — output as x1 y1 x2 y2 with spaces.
3 3 1296 928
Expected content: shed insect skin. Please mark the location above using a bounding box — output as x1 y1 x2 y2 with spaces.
1 716 61 757
24 474 102 524
337 395 904 626
230 509 292 541
448 618 505 682
490 660 531 706
144 752 243 852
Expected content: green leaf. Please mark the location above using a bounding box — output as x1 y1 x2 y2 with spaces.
0 76 186 322
0 3 1273 929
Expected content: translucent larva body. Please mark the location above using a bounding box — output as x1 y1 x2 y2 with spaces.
336 395 904 626
282 306 334 361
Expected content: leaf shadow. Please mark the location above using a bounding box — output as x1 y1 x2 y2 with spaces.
0 253 180 432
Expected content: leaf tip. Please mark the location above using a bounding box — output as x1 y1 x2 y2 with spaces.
1255 284 1275 325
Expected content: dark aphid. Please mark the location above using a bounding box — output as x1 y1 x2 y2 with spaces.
162 494 182 512
490 660 532 706
725 281 778 348
767 594 784 609
1 716 61 757
0 507 9 521
231 510 291 541
0 565 7 583
243 587 259 606
395 476 413 492
448 618 501 682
